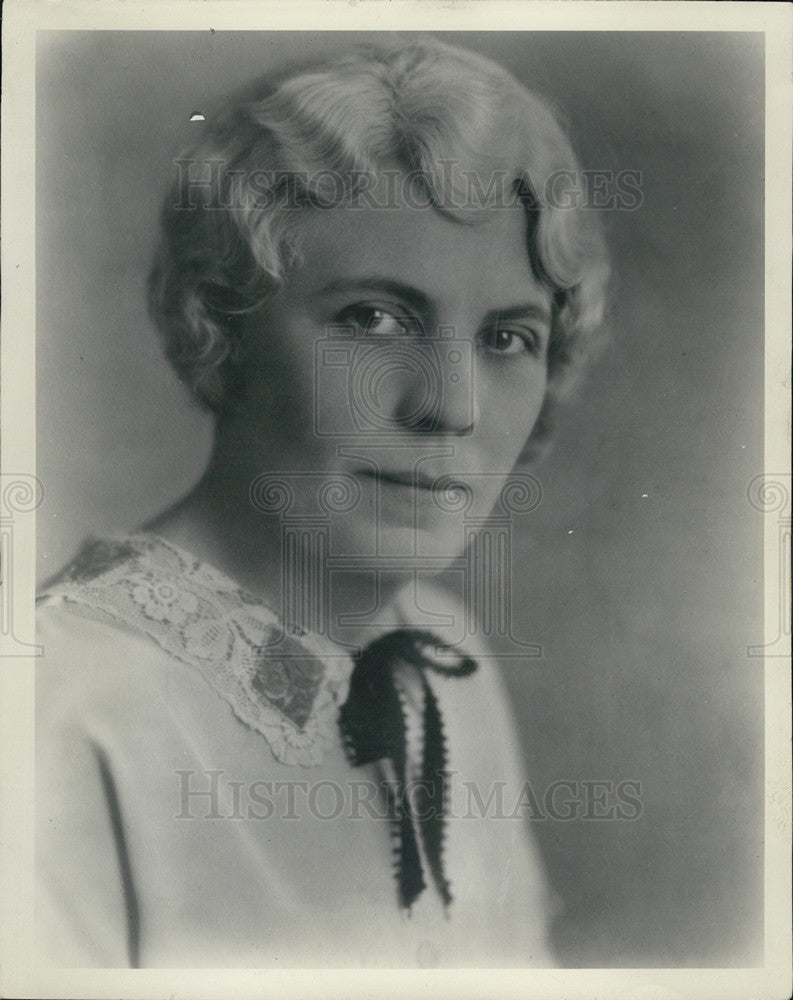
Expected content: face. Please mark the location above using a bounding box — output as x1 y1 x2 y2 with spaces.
217 172 552 568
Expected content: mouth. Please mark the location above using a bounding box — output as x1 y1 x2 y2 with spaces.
357 468 433 491
355 468 470 495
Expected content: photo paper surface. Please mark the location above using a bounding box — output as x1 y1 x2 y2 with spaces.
1 2 790 998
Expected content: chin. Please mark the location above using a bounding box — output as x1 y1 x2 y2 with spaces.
335 516 466 568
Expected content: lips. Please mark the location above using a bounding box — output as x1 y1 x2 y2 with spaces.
355 468 464 492
355 468 429 490
380 471 432 490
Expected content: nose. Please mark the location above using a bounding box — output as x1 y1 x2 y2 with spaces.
394 330 479 435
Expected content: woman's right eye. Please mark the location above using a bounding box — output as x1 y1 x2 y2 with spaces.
335 305 421 338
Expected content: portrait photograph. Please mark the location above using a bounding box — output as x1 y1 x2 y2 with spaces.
0 2 790 998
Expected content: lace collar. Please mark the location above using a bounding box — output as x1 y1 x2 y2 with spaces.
39 533 354 767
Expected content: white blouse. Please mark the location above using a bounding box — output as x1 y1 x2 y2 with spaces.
35 534 557 968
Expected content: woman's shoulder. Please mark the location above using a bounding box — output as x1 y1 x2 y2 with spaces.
35 533 355 768
35 536 212 730
36 530 256 672
36 593 185 744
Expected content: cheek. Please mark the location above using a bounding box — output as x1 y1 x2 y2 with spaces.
476 367 547 464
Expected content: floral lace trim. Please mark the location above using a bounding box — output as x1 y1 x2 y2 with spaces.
38 533 354 767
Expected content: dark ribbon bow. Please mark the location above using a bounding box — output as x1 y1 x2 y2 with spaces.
339 629 477 911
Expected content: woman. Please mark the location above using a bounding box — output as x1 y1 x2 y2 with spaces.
36 38 608 967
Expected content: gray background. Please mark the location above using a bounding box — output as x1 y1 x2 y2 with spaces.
37 31 764 965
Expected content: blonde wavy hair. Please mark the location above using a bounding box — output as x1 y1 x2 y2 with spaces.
148 38 609 460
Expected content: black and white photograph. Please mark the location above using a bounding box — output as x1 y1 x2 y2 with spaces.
1 1 790 997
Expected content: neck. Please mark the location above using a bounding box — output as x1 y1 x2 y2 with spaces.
142 465 409 649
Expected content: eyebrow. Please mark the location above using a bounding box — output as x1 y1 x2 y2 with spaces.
316 277 433 315
492 304 552 328
315 276 552 328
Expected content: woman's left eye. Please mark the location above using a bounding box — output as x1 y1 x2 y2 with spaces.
481 327 539 357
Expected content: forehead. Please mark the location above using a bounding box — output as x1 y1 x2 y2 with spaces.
286 173 547 312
